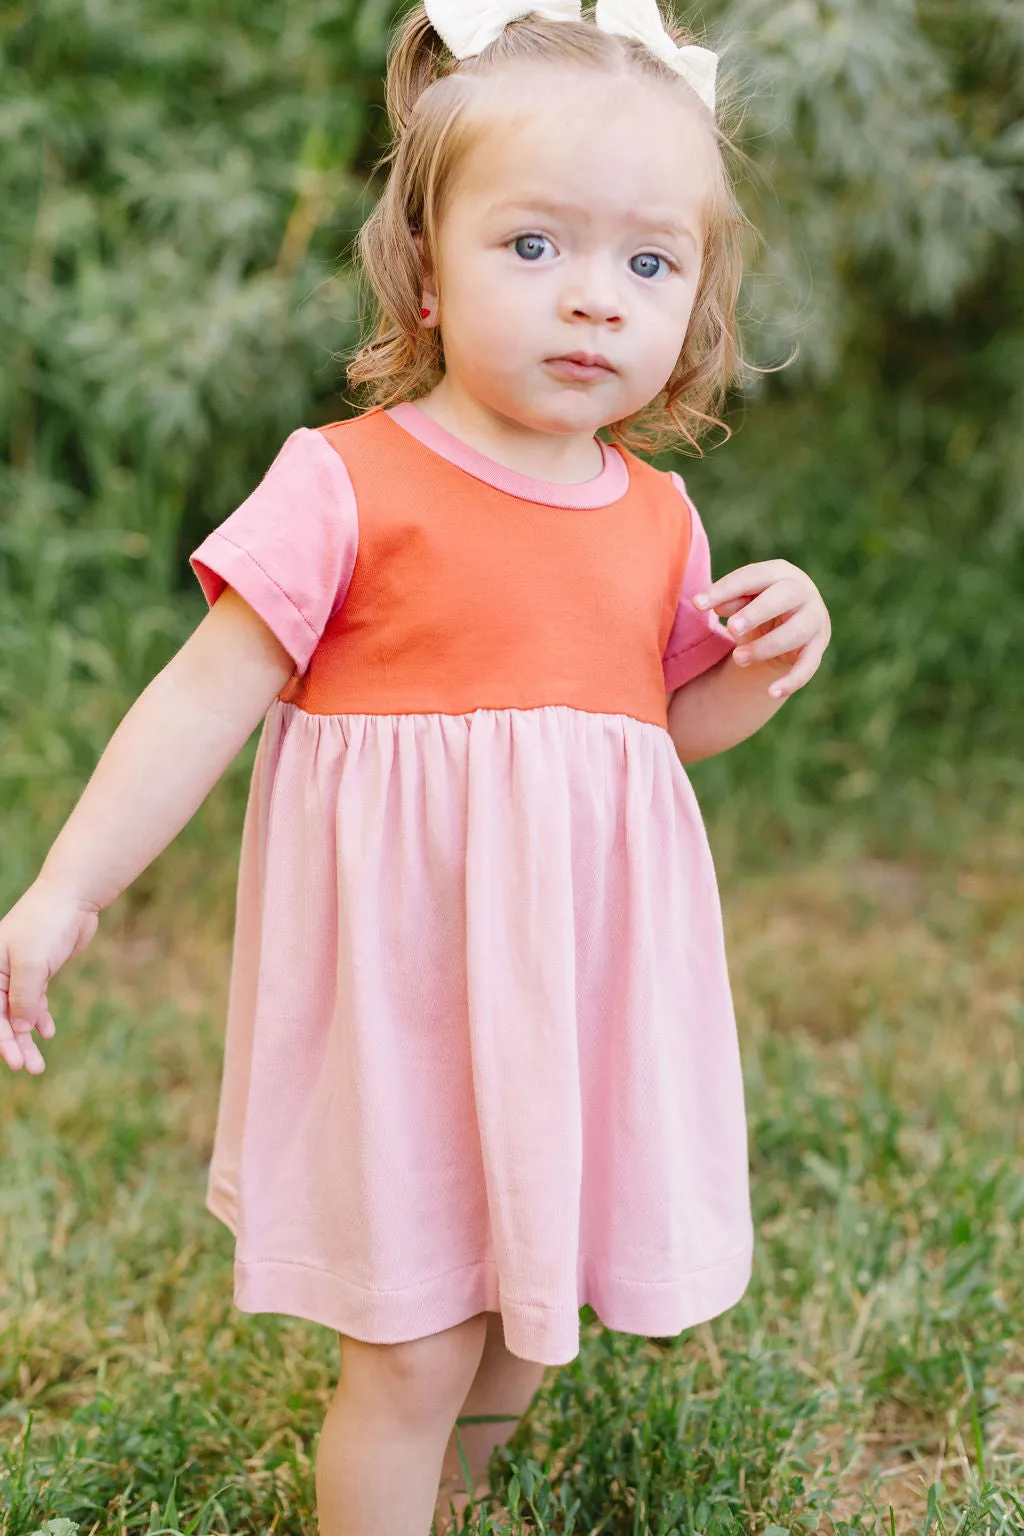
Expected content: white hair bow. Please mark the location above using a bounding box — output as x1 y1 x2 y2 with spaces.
423 0 718 114
595 0 717 113
424 0 581 61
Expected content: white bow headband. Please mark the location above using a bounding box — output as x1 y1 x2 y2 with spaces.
422 0 718 114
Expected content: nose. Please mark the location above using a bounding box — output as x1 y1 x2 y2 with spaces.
560 258 623 325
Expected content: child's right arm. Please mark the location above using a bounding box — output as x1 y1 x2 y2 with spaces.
0 587 296 1075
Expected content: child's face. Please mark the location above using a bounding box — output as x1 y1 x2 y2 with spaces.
418 65 716 439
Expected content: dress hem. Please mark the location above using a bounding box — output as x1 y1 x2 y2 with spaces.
205 1190 753 1367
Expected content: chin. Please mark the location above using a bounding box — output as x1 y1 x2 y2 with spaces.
534 415 602 439
523 397 610 433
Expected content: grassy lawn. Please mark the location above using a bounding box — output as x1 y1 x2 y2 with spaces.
1 798 1021 1535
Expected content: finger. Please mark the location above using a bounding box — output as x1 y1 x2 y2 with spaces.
0 955 48 1069
767 645 825 699
0 979 22 1065
0 1032 25 1071
709 597 747 618
8 957 49 1033
34 983 55 1036
16 1032 46 1074
693 562 794 610
725 581 806 638
734 613 817 666
7 1018 45 1073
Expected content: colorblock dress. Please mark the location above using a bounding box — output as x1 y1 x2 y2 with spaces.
188 400 754 1367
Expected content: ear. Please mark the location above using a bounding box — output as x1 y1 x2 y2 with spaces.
412 232 440 326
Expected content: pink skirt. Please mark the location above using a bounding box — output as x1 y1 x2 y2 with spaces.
205 698 753 1366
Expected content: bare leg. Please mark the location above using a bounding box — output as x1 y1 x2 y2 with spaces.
316 1313 489 1536
433 1312 548 1533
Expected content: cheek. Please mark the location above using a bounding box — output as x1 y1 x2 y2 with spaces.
484 259 543 311
642 287 693 343
460 263 545 341
443 281 528 368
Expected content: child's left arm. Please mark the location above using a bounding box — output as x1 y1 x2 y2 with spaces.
666 559 831 764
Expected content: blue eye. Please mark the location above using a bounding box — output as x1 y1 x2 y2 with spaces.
512 234 551 261
631 253 672 279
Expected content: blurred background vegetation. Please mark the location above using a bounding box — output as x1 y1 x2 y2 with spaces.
2 6 1022 1531
1 0 1022 899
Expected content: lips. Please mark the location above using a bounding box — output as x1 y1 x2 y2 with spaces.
545 353 616 383
549 351 613 370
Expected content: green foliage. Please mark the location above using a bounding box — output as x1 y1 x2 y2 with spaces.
666 0 1024 845
1 0 1022 894
0 0 388 896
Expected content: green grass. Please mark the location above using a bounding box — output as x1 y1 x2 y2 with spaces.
1 803 1021 1535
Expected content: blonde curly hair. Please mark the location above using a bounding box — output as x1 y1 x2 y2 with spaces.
343 3 756 457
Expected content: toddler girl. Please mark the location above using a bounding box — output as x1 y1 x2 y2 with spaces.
0 1 831 1531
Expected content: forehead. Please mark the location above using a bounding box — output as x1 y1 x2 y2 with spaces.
451 64 716 228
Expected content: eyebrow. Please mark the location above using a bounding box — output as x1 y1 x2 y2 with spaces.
489 197 699 252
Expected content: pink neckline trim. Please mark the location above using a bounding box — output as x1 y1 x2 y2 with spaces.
383 401 629 508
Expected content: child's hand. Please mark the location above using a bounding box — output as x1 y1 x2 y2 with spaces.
694 559 831 700
0 881 100 1074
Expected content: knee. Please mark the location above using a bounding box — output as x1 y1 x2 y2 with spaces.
335 1313 489 1431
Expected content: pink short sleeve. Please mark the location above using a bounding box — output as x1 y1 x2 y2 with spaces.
189 428 358 677
662 473 738 692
